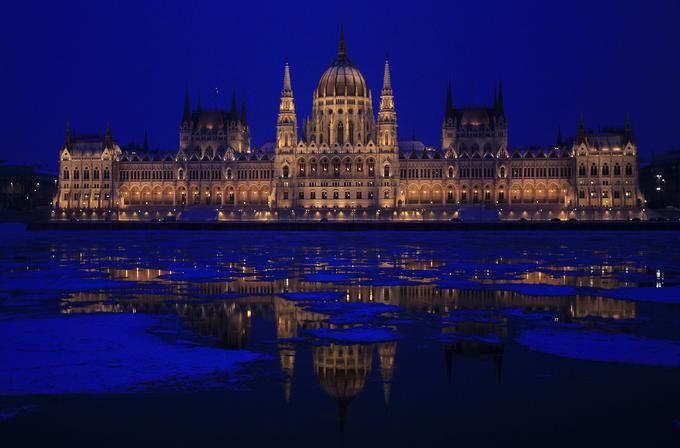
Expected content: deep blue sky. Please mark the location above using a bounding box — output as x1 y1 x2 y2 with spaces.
2 0 679 170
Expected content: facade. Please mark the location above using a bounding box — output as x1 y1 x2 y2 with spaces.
55 30 644 221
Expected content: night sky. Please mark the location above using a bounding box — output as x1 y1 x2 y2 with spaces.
2 0 679 170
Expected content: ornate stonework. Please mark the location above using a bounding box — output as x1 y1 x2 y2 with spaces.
55 29 644 221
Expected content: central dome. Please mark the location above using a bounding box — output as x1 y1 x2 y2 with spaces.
316 28 368 99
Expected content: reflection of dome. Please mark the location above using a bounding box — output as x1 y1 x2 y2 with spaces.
313 344 372 400
460 108 490 126
315 28 368 99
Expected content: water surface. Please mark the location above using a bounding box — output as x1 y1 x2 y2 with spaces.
1 226 680 446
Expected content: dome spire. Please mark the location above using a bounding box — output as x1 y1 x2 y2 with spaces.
338 24 347 58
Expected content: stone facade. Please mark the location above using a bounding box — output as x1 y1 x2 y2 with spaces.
55 30 644 221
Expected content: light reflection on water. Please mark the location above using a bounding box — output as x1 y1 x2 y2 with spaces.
2 230 680 445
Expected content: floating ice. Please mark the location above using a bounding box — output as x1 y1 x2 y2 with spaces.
306 326 399 343
0 314 262 395
587 286 680 304
302 272 352 283
517 328 680 367
302 302 402 325
278 291 345 301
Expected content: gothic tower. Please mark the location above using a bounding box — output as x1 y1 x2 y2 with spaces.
276 59 297 152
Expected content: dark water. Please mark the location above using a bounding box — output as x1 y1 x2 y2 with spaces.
1 225 680 446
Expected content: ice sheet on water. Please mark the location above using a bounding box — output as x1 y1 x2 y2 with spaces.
585 286 680 304
517 328 680 367
306 326 399 343
0 404 39 422
304 302 403 325
302 272 352 283
0 314 262 395
279 291 346 301
157 268 236 282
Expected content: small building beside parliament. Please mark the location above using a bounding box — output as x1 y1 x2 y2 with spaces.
55 29 644 221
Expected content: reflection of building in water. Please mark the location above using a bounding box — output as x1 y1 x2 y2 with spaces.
61 264 638 417
313 343 373 432
441 322 505 384
378 342 396 404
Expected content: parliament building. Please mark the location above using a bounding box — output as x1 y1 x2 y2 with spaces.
55 29 644 221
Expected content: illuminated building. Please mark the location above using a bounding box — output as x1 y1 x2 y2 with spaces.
55 28 644 220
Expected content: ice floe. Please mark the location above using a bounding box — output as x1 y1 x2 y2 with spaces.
517 328 680 367
0 314 262 395
306 326 399 343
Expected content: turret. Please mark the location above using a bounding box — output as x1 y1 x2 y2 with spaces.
182 88 191 123
64 121 72 150
623 113 633 144
102 121 113 150
577 114 586 145
231 89 239 121
377 56 397 150
276 59 297 151
442 81 456 149
496 80 504 115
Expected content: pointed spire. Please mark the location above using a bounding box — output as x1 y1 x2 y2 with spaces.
64 121 72 149
143 131 149 151
337 24 347 58
578 113 586 144
496 80 504 114
282 58 292 95
382 55 392 92
556 126 563 147
445 81 453 119
241 99 248 126
624 113 633 144
231 88 238 118
182 88 191 122
196 94 202 113
103 121 113 150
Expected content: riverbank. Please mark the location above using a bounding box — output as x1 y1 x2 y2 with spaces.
26 220 680 231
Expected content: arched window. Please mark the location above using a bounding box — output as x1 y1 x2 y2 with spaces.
625 163 633 176
383 164 390 177
63 168 69 180
310 159 317 174
226 168 232 180
602 163 609 176
368 159 375 175
298 159 306 176
356 159 363 173
93 168 100 180
579 164 586 176
614 163 621 176
74 169 80 180
337 122 344 145
282 165 289 178
178 169 184 180
499 166 506 178
349 122 354 144
344 158 352 172
321 159 329 173
590 163 598 176
448 167 454 178
83 168 90 180
332 159 340 176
